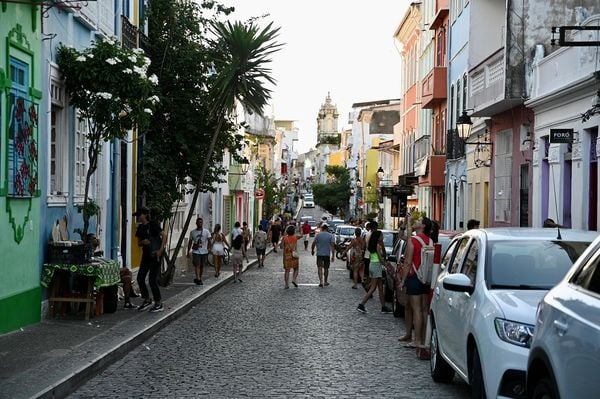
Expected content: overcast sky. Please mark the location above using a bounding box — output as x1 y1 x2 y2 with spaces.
221 0 408 154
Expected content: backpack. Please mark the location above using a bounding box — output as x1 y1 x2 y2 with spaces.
232 234 244 250
412 235 434 285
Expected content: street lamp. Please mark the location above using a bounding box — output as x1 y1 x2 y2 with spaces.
240 157 250 174
456 110 473 140
376 166 384 180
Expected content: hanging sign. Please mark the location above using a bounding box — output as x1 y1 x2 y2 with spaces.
550 128 574 144
254 189 265 199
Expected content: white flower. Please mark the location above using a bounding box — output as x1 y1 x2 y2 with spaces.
106 58 118 65
103 36 116 45
96 92 113 100
148 74 159 85
143 108 153 115
133 48 144 55
142 56 151 67
148 95 160 104
76 55 86 62
86 54 94 59
133 65 146 76
128 55 138 63
123 68 133 74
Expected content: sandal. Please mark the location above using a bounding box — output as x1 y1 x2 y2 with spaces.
403 342 417 349
398 335 412 342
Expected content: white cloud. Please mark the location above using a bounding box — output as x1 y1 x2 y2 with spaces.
222 0 407 154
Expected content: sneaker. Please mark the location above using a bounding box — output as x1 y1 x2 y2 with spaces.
194 278 200 285
198 279 203 285
124 302 134 309
324 282 330 286
137 301 153 311
150 303 164 313
381 306 393 314
357 304 366 313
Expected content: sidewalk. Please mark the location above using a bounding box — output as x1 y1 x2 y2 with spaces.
0 250 268 399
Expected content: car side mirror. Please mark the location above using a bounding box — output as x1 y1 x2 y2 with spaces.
442 274 474 295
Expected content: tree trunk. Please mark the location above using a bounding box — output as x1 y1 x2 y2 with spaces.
160 117 225 286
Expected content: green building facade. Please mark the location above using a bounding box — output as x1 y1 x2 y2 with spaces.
0 3 43 334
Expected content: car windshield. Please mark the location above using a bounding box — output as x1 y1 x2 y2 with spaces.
382 232 395 247
486 240 592 289
338 227 355 236
308 221 317 227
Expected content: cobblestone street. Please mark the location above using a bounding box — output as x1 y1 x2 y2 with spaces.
70 245 470 398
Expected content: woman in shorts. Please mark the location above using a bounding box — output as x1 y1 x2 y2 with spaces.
356 229 393 314
211 224 229 278
344 227 365 289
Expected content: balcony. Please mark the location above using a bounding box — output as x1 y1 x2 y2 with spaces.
418 155 446 187
469 49 523 117
430 0 449 31
421 67 447 109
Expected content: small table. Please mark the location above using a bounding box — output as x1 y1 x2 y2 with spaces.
41 259 120 320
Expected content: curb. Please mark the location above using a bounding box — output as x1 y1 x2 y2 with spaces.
28 253 267 399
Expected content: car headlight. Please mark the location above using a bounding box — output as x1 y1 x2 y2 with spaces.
494 318 534 348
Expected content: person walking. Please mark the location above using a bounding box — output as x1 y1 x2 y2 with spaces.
344 227 366 289
356 224 393 314
399 216 434 355
311 223 335 287
211 224 229 278
268 219 282 253
281 225 299 288
253 225 268 267
230 228 247 283
301 220 311 250
133 206 165 313
186 217 211 285
242 221 252 252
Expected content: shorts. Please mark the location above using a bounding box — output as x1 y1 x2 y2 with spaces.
406 274 429 295
255 248 266 256
212 242 224 256
317 255 331 269
369 262 383 279
192 253 208 267
230 249 243 265
303 234 309 241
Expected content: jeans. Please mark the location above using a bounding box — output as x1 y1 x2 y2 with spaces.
137 257 161 302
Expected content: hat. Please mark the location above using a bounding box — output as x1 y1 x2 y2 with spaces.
133 206 150 217
321 223 328 228
467 219 480 229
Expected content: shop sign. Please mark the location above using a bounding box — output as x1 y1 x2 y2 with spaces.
550 128 574 144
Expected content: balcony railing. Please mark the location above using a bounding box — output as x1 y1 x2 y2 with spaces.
421 66 447 109
446 129 464 160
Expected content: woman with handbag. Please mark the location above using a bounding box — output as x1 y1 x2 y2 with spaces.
281 225 299 289
211 224 229 278
344 227 365 289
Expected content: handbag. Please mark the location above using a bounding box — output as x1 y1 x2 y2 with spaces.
292 250 299 258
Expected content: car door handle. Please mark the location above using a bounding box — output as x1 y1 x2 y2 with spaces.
448 297 453 308
435 286 440 298
553 319 568 336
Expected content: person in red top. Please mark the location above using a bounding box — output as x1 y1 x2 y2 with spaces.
301 220 312 250
399 216 433 354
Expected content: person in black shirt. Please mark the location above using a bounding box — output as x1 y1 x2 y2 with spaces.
134 207 165 312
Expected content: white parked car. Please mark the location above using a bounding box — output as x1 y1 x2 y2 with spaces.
429 228 596 399
527 233 600 399
303 198 314 208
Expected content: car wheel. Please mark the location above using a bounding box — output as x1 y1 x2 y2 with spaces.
430 324 455 383
470 347 487 399
531 376 559 399
392 290 404 318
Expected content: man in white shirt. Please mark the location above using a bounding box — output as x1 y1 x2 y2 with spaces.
187 217 211 285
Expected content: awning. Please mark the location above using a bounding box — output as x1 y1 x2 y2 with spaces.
414 157 428 177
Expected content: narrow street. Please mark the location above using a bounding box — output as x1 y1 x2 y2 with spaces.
69 241 470 398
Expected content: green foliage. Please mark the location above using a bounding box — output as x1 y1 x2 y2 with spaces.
256 165 284 219
57 37 158 240
318 134 341 145
312 165 351 215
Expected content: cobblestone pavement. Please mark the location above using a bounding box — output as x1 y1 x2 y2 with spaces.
69 244 470 398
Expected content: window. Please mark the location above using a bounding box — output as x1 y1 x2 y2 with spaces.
573 249 600 295
450 237 470 273
494 131 513 222
8 57 38 198
461 239 479 283
75 113 89 198
462 74 468 112
49 65 68 198
441 238 459 271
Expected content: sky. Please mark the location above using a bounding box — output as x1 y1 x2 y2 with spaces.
220 0 409 154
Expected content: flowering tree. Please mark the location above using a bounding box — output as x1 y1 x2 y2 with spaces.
57 38 158 240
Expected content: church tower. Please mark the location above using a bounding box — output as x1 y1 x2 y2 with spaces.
316 92 339 137
314 93 341 184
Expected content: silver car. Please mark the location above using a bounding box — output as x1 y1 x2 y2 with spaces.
527 233 600 399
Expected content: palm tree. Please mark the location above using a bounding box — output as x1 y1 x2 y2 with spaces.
161 20 282 285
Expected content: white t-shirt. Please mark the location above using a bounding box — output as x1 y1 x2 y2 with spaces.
190 228 211 255
363 230 372 259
